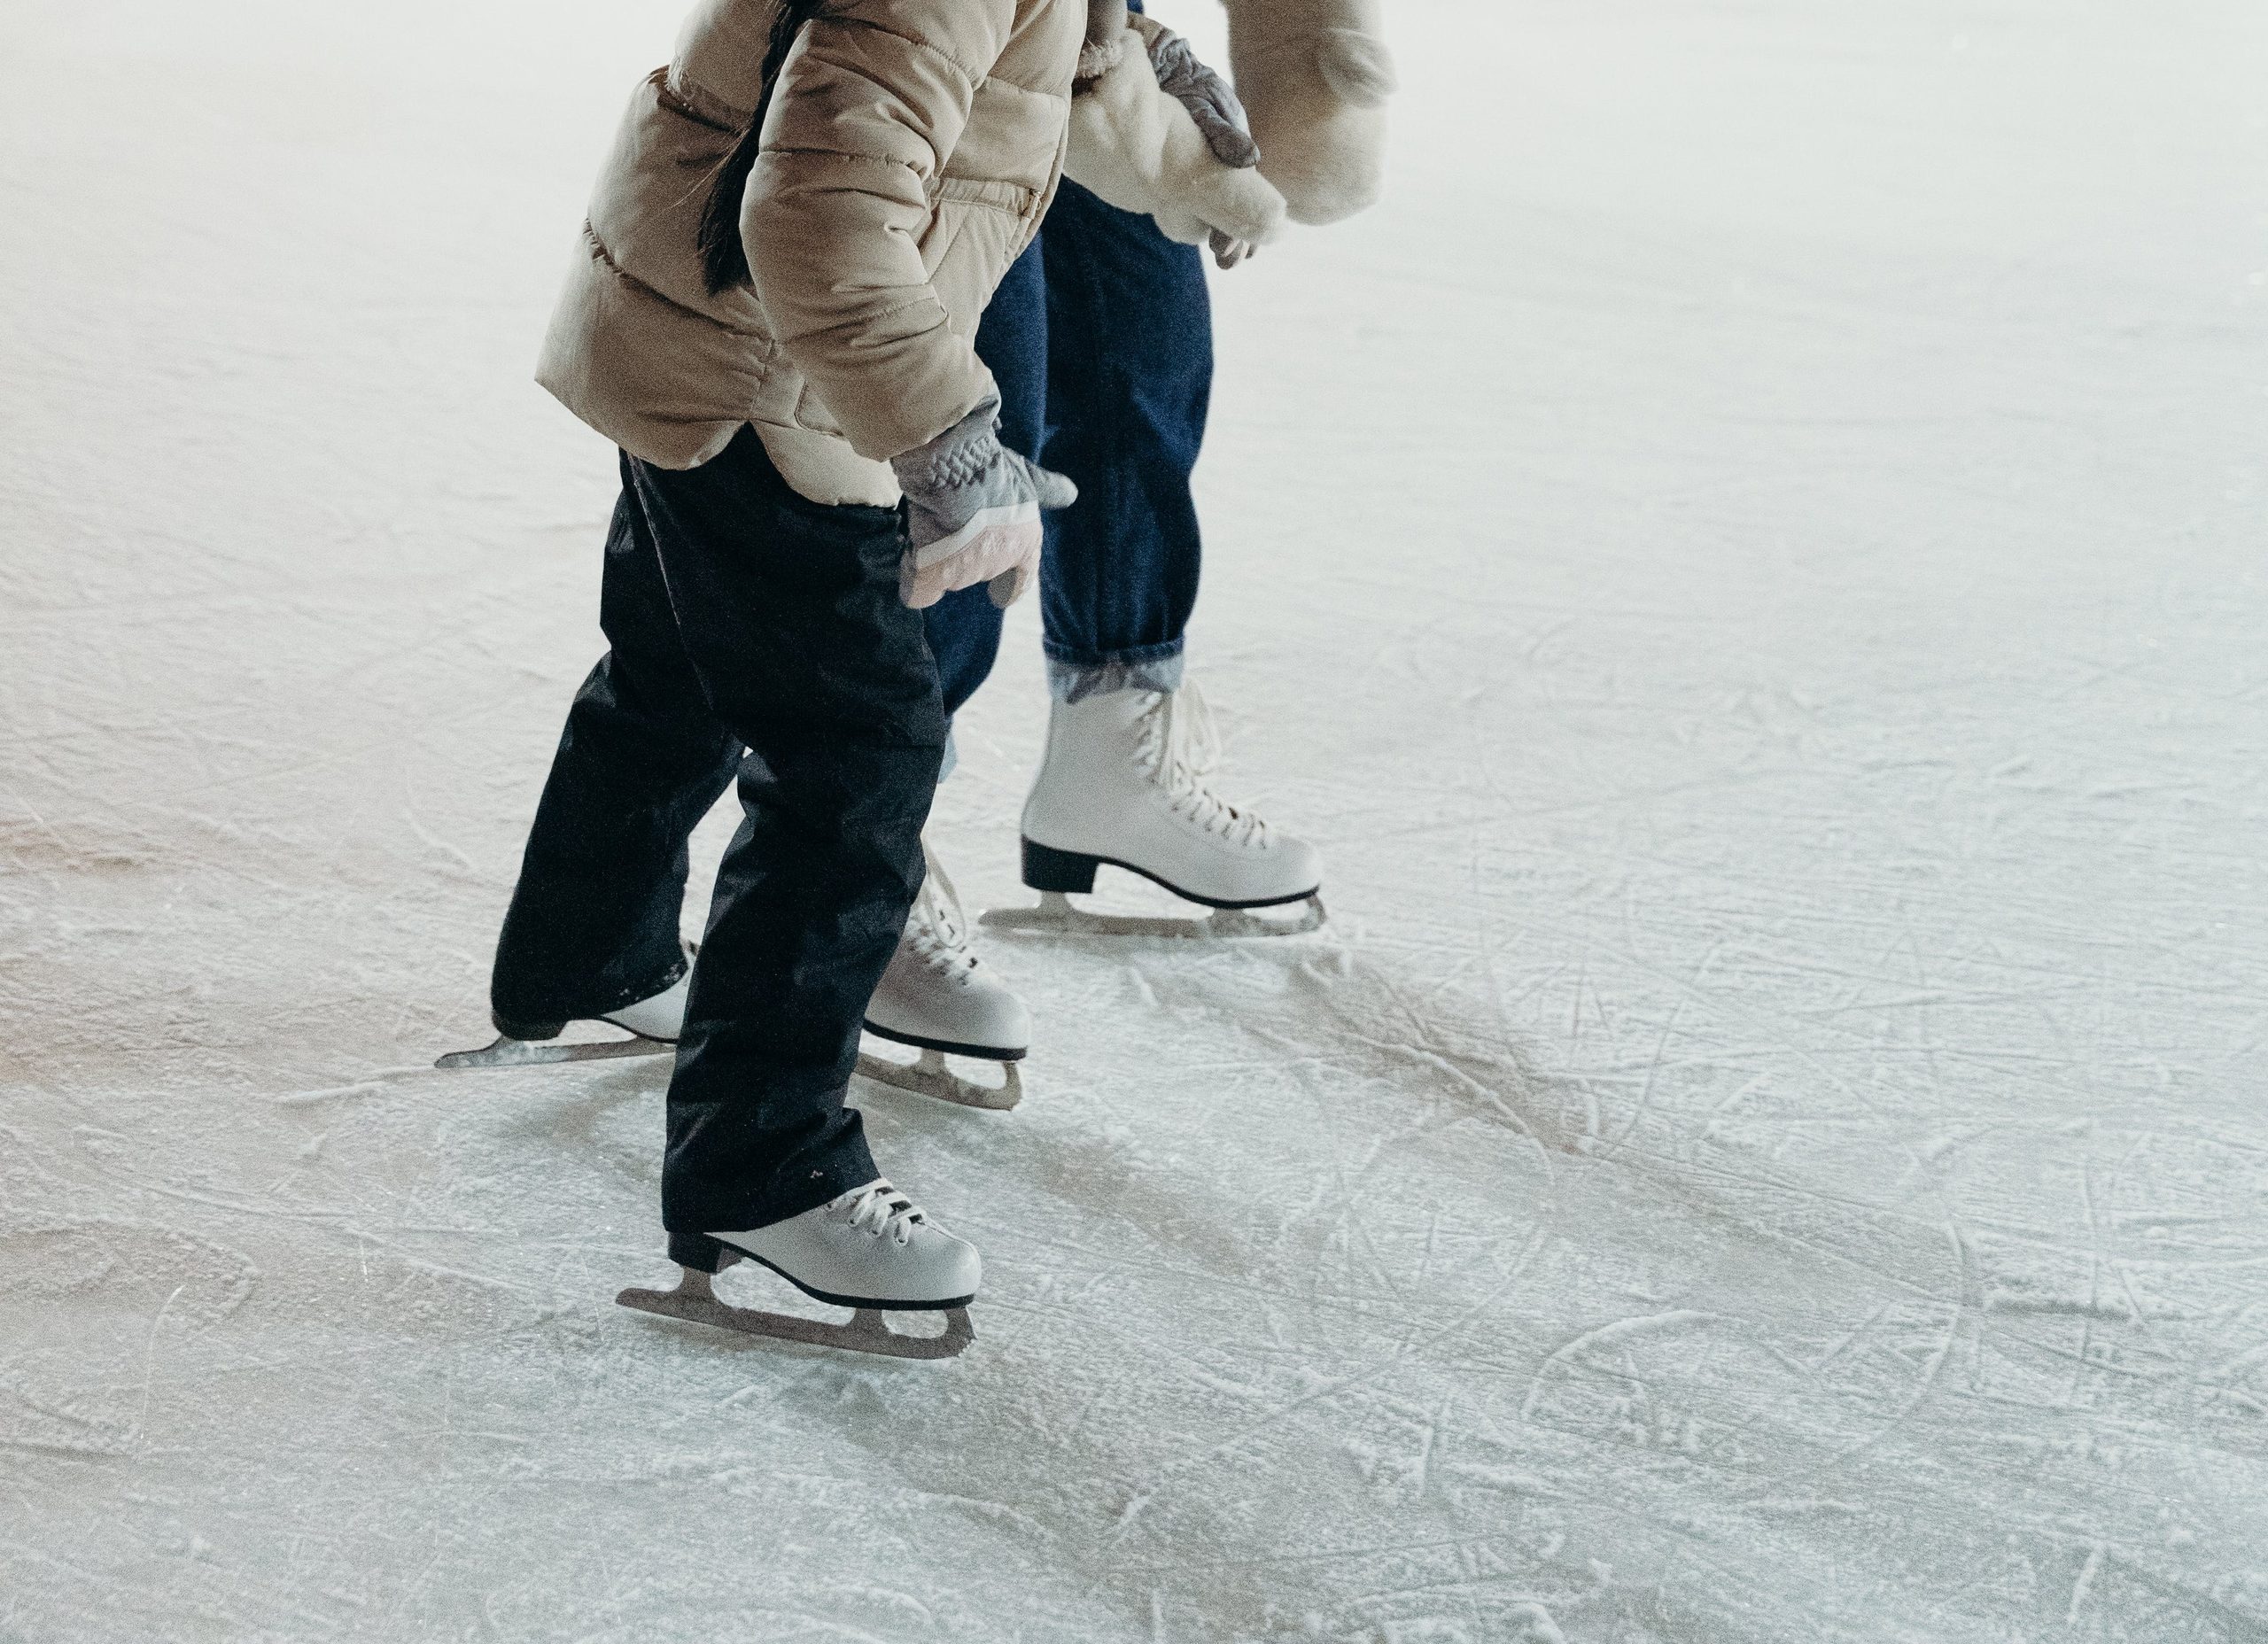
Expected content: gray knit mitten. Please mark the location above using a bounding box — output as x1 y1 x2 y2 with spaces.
1146 26 1259 169
892 395 1077 609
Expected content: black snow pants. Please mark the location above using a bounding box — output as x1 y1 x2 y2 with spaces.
489 427 944 1236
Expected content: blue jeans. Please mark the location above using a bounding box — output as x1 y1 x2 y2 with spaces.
923 179 1211 719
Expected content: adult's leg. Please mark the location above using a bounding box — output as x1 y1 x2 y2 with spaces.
1035 179 1212 702
633 429 948 1236
489 455 741 1035
922 237 1050 725
1008 187 1324 913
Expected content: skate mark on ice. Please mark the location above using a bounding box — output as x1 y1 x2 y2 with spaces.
1210 938 2037 1507
0 1222 258 1333
0 1387 138 1460
1518 1309 1736 1424
1267 951 1565 1177
1094 1225 1556 1528
271 1077 397 1107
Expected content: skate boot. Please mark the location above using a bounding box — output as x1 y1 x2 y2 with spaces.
983 680 1325 938
437 952 691 1070
617 1179 978 1359
858 845 1029 1110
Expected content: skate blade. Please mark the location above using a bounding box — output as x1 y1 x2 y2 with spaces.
434 1034 673 1071
855 1048 1022 1112
980 891 1326 940
616 1280 973 1361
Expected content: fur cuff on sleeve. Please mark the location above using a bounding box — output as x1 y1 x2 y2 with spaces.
1075 35 1126 86
1063 24 1287 250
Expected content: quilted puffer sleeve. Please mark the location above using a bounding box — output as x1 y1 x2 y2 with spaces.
742 0 1017 461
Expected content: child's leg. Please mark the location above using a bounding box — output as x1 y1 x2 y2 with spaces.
627 430 949 1236
489 456 742 1035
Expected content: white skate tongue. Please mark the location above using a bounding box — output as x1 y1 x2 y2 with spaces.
910 845 979 973
1144 684 1267 848
1165 679 1223 779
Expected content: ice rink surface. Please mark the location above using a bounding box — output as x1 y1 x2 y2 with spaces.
5 1 2266 1638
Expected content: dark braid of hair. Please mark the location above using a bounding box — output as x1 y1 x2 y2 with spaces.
697 0 828 294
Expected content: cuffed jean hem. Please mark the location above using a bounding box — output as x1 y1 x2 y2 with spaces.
1045 645 1185 704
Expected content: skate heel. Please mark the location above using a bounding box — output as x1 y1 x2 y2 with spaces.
1021 838 1099 895
667 1230 742 1274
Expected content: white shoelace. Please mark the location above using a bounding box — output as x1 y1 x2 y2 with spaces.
904 846 982 982
1136 682 1270 849
828 1180 927 1246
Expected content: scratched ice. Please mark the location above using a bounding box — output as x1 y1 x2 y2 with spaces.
4 1 2265 1640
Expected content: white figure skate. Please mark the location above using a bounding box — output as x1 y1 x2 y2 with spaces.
435 960 690 1069
617 1179 977 1359
983 681 1326 939
858 845 1029 1110
442 853 1029 1106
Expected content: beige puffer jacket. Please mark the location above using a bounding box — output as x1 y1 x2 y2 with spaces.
538 0 1084 506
